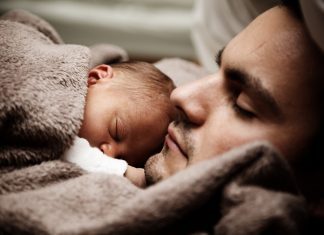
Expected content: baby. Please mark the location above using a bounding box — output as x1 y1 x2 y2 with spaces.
63 61 176 187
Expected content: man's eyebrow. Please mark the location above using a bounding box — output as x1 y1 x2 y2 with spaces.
215 46 225 66
225 67 284 122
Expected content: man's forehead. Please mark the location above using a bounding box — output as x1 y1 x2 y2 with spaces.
224 7 316 81
232 7 303 53
217 6 323 118
246 6 300 33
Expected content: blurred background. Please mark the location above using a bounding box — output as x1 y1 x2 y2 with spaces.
0 0 279 72
0 0 196 62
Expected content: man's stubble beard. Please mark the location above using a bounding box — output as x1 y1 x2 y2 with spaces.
144 146 169 186
144 120 194 186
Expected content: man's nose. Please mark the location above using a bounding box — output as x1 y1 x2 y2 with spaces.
99 142 118 158
170 78 210 126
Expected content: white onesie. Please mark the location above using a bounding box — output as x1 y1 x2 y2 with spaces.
62 137 128 176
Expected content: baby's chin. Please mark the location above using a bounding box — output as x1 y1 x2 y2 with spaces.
144 149 169 186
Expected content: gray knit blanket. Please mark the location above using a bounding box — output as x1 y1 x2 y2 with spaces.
0 9 307 235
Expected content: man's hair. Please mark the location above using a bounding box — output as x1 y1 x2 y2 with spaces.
110 61 176 120
279 0 303 19
278 0 324 172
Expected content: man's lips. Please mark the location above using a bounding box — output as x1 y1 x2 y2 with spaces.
165 125 187 158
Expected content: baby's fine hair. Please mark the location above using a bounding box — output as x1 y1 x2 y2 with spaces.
110 61 176 120
110 61 175 96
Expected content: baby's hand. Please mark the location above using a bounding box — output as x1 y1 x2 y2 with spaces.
124 166 146 188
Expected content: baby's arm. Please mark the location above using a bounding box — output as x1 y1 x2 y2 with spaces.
62 137 146 187
62 137 127 176
125 166 146 188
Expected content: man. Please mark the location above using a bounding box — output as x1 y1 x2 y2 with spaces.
0 1 323 234
146 0 324 228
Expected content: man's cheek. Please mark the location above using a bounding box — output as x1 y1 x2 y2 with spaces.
144 153 168 184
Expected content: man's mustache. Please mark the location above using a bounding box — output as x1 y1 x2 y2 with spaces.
173 108 194 129
171 109 195 157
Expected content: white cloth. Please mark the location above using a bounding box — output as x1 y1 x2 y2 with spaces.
62 137 128 176
191 0 277 72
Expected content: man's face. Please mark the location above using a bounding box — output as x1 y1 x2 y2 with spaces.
145 7 323 183
79 69 169 167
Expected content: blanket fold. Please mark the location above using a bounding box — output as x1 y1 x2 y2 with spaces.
0 9 90 167
0 142 306 235
0 9 308 235
0 9 128 168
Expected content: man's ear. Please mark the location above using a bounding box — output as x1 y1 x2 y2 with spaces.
87 64 113 86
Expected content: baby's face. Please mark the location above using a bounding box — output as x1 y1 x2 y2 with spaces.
79 71 170 167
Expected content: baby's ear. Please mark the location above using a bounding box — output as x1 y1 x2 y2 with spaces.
87 64 113 86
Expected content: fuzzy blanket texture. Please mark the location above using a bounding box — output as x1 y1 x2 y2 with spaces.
0 9 308 235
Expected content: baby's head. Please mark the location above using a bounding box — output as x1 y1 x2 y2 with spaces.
79 61 176 167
